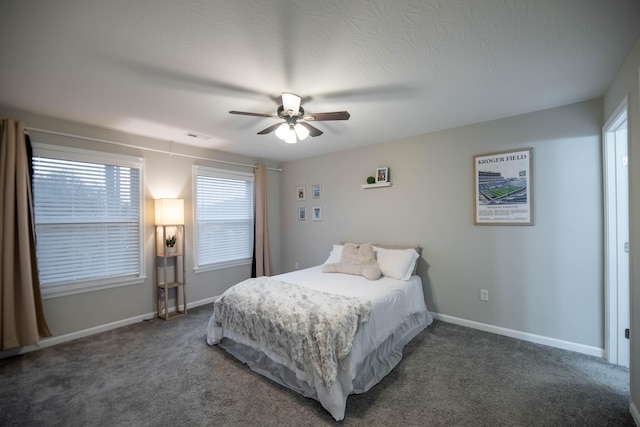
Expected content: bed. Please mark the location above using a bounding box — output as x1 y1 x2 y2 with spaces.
206 243 433 420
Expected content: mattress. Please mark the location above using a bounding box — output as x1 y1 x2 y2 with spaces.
207 265 433 420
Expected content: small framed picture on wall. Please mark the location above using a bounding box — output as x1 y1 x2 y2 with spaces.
376 167 389 183
312 206 322 221
296 186 305 200
298 207 306 220
312 184 321 199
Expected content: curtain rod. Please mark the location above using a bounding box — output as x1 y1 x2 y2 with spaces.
25 127 282 172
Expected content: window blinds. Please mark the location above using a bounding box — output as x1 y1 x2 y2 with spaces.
194 166 254 270
32 149 142 290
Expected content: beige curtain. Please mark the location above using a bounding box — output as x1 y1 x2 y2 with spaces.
252 164 272 277
0 119 51 350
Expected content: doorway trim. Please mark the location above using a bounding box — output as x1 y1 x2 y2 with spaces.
602 95 629 365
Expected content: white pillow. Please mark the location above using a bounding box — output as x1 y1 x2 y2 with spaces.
373 247 419 280
324 244 344 264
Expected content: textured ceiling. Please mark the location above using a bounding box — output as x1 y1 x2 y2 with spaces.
1 0 640 162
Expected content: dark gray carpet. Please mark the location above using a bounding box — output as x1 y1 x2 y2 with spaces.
0 304 632 426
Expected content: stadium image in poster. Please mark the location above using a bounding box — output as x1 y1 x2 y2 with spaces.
473 148 533 225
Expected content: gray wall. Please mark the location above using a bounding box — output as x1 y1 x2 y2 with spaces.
0 108 281 337
281 99 604 349
604 33 640 420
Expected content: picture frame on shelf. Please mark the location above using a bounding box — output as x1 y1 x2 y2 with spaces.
376 167 389 183
312 206 322 221
296 186 305 201
473 148 533 226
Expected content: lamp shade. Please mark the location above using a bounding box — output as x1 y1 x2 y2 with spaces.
275 122 289 140
294 123 310 140
284 128 297 144
155 198 184 225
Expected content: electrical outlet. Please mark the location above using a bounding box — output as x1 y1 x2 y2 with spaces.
480 289 489 301
294 262 299 270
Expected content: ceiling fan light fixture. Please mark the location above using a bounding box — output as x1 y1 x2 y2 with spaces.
275 122 290 140
294 123 310 140
275 122 298 143
284 128 297 144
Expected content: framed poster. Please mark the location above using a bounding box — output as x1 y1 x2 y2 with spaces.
473 148 533 225
296 186 305 201
298 207 306 220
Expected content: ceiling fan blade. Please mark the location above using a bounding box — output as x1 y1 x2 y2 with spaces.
303 111 350 121
281 93 301 115
229 111 279 119
298 122 323 137
257 122 284 135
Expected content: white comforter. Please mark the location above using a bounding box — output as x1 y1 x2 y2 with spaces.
211 276 371 387
207 265 432 420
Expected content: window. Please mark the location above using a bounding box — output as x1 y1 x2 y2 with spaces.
32 144 144 297
193 166 254 272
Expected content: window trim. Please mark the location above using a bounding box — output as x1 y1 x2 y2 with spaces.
32 143 146 298
192 165 254 273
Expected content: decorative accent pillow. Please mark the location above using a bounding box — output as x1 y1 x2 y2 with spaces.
323 243 381 280
323 244 344 265
373 247 419 280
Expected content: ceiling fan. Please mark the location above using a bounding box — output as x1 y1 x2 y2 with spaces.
229 93 350 144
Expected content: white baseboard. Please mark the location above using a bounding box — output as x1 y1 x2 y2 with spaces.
189 296 218 308
631 401 639 426
0 295 220 360
433 313 604 358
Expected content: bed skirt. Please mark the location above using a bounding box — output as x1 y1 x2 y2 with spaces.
213 309 432 420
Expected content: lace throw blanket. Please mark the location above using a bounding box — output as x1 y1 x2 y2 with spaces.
213 276 371 387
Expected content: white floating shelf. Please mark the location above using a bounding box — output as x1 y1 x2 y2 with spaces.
361 182 393 189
